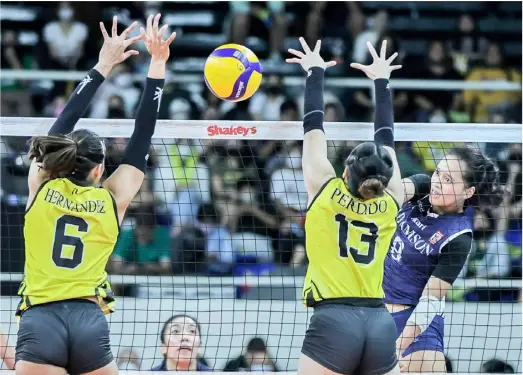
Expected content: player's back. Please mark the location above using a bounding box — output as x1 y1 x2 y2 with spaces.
303 177 399 306
18 178 119 315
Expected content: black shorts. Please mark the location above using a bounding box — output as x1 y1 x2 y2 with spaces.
302 304 398 375
16 299 114 375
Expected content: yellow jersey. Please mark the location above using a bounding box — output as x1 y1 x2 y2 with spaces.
303 178 399 307
17 178 119 317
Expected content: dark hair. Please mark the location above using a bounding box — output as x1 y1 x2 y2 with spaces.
160 314 202 345
345 142 394 200
449 147 504 207
28 129 105 181
481 359 514 373
246 337 267 353
358 178 386 199
197 203 220 225
280 100 298 115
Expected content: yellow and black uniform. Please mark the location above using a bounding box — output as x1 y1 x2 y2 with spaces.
303 177 399 306
17 178 119 317
301 177 400 375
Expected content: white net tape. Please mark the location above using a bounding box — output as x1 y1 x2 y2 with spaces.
1 118 521 374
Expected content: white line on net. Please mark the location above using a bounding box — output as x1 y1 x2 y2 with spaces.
0 371 507 375
1 118 521 143
1 273 520 288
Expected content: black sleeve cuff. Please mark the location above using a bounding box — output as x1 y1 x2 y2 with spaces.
303 67 325 134
408 174 432 202
432 233 473 284
373 78 395 148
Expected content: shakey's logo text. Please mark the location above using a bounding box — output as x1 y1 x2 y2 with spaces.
207 125 257 137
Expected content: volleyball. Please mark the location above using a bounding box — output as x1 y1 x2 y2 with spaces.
204 44 263 102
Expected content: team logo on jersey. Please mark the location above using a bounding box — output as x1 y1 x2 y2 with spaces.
429 231 445 244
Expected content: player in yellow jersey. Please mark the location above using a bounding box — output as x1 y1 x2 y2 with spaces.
286 39 404 375
15 15 176 375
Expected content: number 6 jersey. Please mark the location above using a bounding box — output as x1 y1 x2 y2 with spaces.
17 178 119 317
303 178 399 307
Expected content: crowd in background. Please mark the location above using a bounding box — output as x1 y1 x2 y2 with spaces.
1 1 522 298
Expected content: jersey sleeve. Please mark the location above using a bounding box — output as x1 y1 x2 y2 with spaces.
407 174 432 203
431 232 473 284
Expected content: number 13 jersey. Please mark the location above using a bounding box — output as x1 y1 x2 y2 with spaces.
303 178 399 307
18 178 119 317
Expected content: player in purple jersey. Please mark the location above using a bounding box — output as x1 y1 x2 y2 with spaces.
383 148 504 372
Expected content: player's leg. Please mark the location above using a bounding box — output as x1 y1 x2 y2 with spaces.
299 305 365 375
66 300 117 375
356 307 400 375
15 303 69 375
398 314 446 373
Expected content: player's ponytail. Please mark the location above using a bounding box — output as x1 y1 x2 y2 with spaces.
450 147 505 208
28 135 78 177
358 178 386 200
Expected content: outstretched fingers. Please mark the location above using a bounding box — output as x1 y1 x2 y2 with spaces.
390 65 402 71
99 22 109 40
366 41 379 61
111 16 118 38
325 60 337 68
298 37 311 54
380 40 387 60
165 31 177 46
386 52 399 64
285 58 301 64
288 48 305 59
121 21 138 40
349 62 367 71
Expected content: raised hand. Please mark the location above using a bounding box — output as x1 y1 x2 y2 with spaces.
286 37 337 72
98 16 142 68
350 40 402 80
140 14 177 62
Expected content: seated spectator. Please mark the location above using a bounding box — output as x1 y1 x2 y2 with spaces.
109 204 172 275
0 30 33 117
463 42 521 122
41 2 88 71
224 337 279 372
449 14 488 74
229 2 287 61
90 65 141 119
197 203 235 275
249 74 287 121
481 358 515 373
352 10 389 64
411 40 463 122
153 314 212 371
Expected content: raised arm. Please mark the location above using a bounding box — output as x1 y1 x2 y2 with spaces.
103 14 176 223
27 16 141 198
350 40 404 205
286 38 337 203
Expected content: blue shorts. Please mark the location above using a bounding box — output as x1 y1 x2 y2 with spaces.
391 306 444 357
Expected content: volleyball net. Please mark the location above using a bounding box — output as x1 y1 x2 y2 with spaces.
0 118 521 373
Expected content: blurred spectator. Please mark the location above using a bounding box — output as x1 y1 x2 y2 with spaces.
90 65 140 119
153 314 212 371
107 95 127 119
117 348 141 371
412 40 462 122
152 139 211 237
229 2 287 61
249 74 287 121
197 203 235 275
449 14 488 74
352 10 389 64
270 142 307 213
463 42 522 122
481 358 515 373
109 204 172 275
304 2 364 62
0 30 34 117
224 337 279 372
41 2 88 70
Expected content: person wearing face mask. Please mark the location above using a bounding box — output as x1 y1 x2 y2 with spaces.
152 315 212 371
248 74 287 121
42 2 88 70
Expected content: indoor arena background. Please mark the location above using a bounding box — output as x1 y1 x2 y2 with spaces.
0 1 522 374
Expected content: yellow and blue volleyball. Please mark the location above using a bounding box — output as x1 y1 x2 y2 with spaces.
204 44 263 102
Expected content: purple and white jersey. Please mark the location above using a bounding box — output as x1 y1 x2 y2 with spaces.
383 196 473 306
